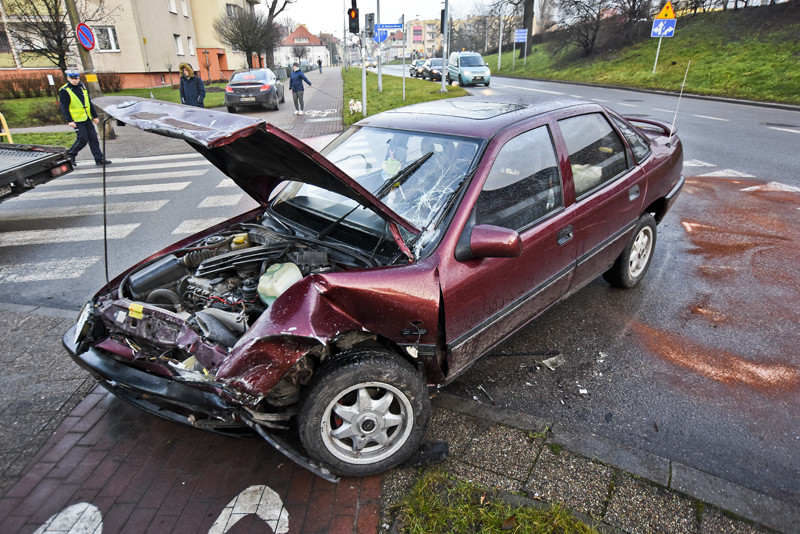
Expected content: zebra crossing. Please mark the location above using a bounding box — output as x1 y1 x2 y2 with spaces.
0 153 254 288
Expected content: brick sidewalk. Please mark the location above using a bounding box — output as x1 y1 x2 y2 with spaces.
0 386 382 533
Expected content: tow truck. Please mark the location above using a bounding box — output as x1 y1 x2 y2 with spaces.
0 113 74 202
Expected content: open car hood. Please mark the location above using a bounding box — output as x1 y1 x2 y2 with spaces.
94 97 419 235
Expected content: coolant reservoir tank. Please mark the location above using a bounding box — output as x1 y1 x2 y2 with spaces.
230 233 251 250
258 262 303 305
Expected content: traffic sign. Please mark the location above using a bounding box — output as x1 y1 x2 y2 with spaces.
514 29 527 43
375 23 402 30
651 19 676 37
655 1 676 19
76 23 95 51
372 30 388 43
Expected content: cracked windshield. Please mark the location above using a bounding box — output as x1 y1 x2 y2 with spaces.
275 127 481 235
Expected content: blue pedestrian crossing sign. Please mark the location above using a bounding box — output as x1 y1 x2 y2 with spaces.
651 19 676 38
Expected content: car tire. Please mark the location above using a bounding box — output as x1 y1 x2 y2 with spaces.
297 349 430 477
458 75 464 86
484 81 490 87
226 105 236 113
603 213 657 288
280 91 285 104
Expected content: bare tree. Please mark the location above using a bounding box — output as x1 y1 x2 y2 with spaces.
3 0 107 74
258 0 296 65
555 0 616 56
291 45 308 63
213 9 276 68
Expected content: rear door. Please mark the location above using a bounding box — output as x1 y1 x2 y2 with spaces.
554 111 646 288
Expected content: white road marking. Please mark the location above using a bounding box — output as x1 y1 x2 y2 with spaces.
54 170 203 186
209 485 289 534
691 114 728 122
217 178 237 188
0 224 139 247
698 169 755 178
71 160 211 175
0 257 99 282
19 182 190 200
683 159 717 167
653 108 673 113
199 195 244 208
767 126 800 134
0 200 169 221
740 181 800 193
616 102 639 108
172 218 228 234
489 82 565 95
33 503 102 534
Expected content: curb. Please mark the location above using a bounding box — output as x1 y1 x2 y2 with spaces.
433 392 799 532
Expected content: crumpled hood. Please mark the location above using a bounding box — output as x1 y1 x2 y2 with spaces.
93 96 418 234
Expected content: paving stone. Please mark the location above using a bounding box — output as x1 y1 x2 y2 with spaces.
447 459 524 493
606 473 699 534
700 506 775 534
423 406 483 456
524 446 614 517
461 423 541 482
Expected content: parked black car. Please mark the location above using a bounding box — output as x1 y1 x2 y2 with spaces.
409 59 425 78
224 68 285 113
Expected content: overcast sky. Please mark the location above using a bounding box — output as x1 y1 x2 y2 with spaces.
273 0 482 37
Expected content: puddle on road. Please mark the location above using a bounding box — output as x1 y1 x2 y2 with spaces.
636 176 800 392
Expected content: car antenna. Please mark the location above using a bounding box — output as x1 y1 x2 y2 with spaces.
668 59 690 148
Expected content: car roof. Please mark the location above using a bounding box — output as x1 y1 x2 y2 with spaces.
357 96 594 140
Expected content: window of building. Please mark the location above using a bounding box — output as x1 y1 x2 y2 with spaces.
95 26 120 52
476 126 563 231
0 31 11 53
187 36 195 56
295 37 308 44
174 34 184 55
558 113 628 198
226 3 242 17
168 0 176 13
181 0 188 16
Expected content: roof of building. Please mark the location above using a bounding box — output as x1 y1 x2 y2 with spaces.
279 25 322 47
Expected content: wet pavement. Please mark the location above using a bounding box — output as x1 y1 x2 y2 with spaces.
2 69 800 532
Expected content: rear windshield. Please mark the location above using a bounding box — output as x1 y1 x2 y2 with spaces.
231 70 269 83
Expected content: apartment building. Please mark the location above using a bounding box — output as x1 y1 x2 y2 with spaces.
0 0 259 88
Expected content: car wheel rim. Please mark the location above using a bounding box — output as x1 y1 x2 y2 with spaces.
320 381 413 465
628 226 653 278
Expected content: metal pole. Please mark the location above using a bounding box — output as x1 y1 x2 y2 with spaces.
652 37 662 75
402 14 406 101
361 31 367 116
377 0 382 92
440 0 449 92
63 0 115 138
498 9 503 72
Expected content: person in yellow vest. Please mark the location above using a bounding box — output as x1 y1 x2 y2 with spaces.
59 70 111 166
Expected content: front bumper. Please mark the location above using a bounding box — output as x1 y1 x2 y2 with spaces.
63 324 245 431
63 323 340 481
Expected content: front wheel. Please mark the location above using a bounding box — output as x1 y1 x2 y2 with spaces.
603 213 657 288
297 349 430 477
226 105 236 113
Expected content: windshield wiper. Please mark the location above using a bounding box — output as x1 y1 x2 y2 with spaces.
315 152 433 240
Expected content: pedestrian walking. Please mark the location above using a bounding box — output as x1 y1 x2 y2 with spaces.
58 70 111 166
289 63 312 115
179 63 205 107
317 57 322 73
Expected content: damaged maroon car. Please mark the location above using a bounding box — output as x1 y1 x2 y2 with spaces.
64 95 684 480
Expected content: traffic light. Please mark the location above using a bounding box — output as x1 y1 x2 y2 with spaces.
348 8 359 34
365 13 374 37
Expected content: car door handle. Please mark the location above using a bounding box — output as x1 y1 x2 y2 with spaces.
629 184 640 201
557 225 574 246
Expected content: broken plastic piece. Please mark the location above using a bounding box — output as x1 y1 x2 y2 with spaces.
541 354 565 370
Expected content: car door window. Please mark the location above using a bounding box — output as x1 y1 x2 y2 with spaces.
476 126 563 231
611 116 651 163
559 113 628 198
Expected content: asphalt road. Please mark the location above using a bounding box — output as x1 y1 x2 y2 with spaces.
2 73 799 507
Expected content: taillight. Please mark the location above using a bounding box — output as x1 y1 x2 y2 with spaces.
225 86 234 93
50 164 70 177
259 84 271 92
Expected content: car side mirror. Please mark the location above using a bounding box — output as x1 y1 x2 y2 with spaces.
455 223 522 261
